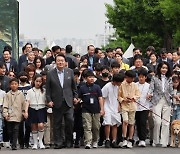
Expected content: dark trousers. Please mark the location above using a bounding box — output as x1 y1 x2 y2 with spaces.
3 120 9 142
53 102 74 146
74 107 83 144
7 121 20 147
18 120 31 146
135 110 149 141
98 116 105 143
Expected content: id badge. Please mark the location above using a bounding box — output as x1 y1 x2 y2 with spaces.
90 98 94 104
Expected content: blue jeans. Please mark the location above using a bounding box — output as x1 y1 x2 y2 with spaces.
172 105 180 120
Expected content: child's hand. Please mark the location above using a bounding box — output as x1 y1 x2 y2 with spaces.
23 112 28 119
124 97 131 102
48 101 54 107
5 116 10 121
100 109 105 116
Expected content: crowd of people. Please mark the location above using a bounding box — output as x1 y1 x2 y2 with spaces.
0 43 179 150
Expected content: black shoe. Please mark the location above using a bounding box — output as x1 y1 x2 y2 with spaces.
20 144 24 149
105 140 111 148
66 142 72 148
54 144 63 149
11 146 17 150
25 143 30 149
150 140 153 146
98 140 103 146
111 141 119 148
74 141 80 148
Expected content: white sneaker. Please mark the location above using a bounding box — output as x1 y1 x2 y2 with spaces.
39 142 45 149
85 144 91 149
161 144 167 148
118 142 123 148
138 141 146 147
127 141 133 148
32 144 38 150
122 140 128 147
4 142 11 148
92 142 98 148
152 143 156 147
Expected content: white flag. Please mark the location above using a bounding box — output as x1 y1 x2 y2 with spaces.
123 43 135 58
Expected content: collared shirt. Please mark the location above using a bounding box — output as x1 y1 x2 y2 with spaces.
118 81 140 111
57 68 64 88
5 61 10 71
78 83 102 113
161 75 166 92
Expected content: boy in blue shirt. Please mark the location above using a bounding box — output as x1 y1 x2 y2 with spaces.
78 70 104 149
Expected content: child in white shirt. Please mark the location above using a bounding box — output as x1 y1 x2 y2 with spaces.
102 73 125 148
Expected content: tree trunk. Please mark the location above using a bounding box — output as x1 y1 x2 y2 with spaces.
163 33 173 51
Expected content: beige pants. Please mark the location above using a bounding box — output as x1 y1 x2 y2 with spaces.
44 113 54 145
82 113 100 145
153 97 171 146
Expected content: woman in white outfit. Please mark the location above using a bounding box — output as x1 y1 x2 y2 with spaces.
147 61 173 147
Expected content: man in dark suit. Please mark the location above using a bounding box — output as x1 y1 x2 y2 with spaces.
157 48 173 70
46 46 61 65
18 43 33 71
0 49 18 74
46 53 78 149
128 48 149 67
81 45 96 70
20 51 35 71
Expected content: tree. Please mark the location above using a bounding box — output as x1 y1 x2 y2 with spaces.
105 0 180 52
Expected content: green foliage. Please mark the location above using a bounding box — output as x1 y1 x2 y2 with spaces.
105 0 180 52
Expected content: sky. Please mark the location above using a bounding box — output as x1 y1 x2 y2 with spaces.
17 0 114 40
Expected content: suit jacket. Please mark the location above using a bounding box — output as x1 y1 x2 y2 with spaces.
128 57 149 67
18 54 27 71
46 67 78 108
46 56 55 65
157 58 173 70
148 76 173 106
81 53 96 69
0 57 18 73
21 61 28 71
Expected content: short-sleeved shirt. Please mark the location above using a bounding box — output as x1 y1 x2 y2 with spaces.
26 88 46 110
102 82 119 113
78 83 102 113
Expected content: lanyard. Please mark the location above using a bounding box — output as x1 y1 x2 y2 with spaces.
32 88 41 106
9 91 19 113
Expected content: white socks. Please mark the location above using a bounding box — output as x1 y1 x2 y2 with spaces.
32 130 45 149
32 131 38 150
38 130 45 149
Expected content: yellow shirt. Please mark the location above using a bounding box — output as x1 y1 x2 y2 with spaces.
120 62 130 70
118 81 140 111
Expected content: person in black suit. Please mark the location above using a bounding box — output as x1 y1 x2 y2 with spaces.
157 48 173 71
103 48 114 67
21 51 35 71
18 43 33 71
0 49 18 74
128 48 149 67
46 46 61 65
46 53 78 149
81 45 96 70
172 50 180 68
